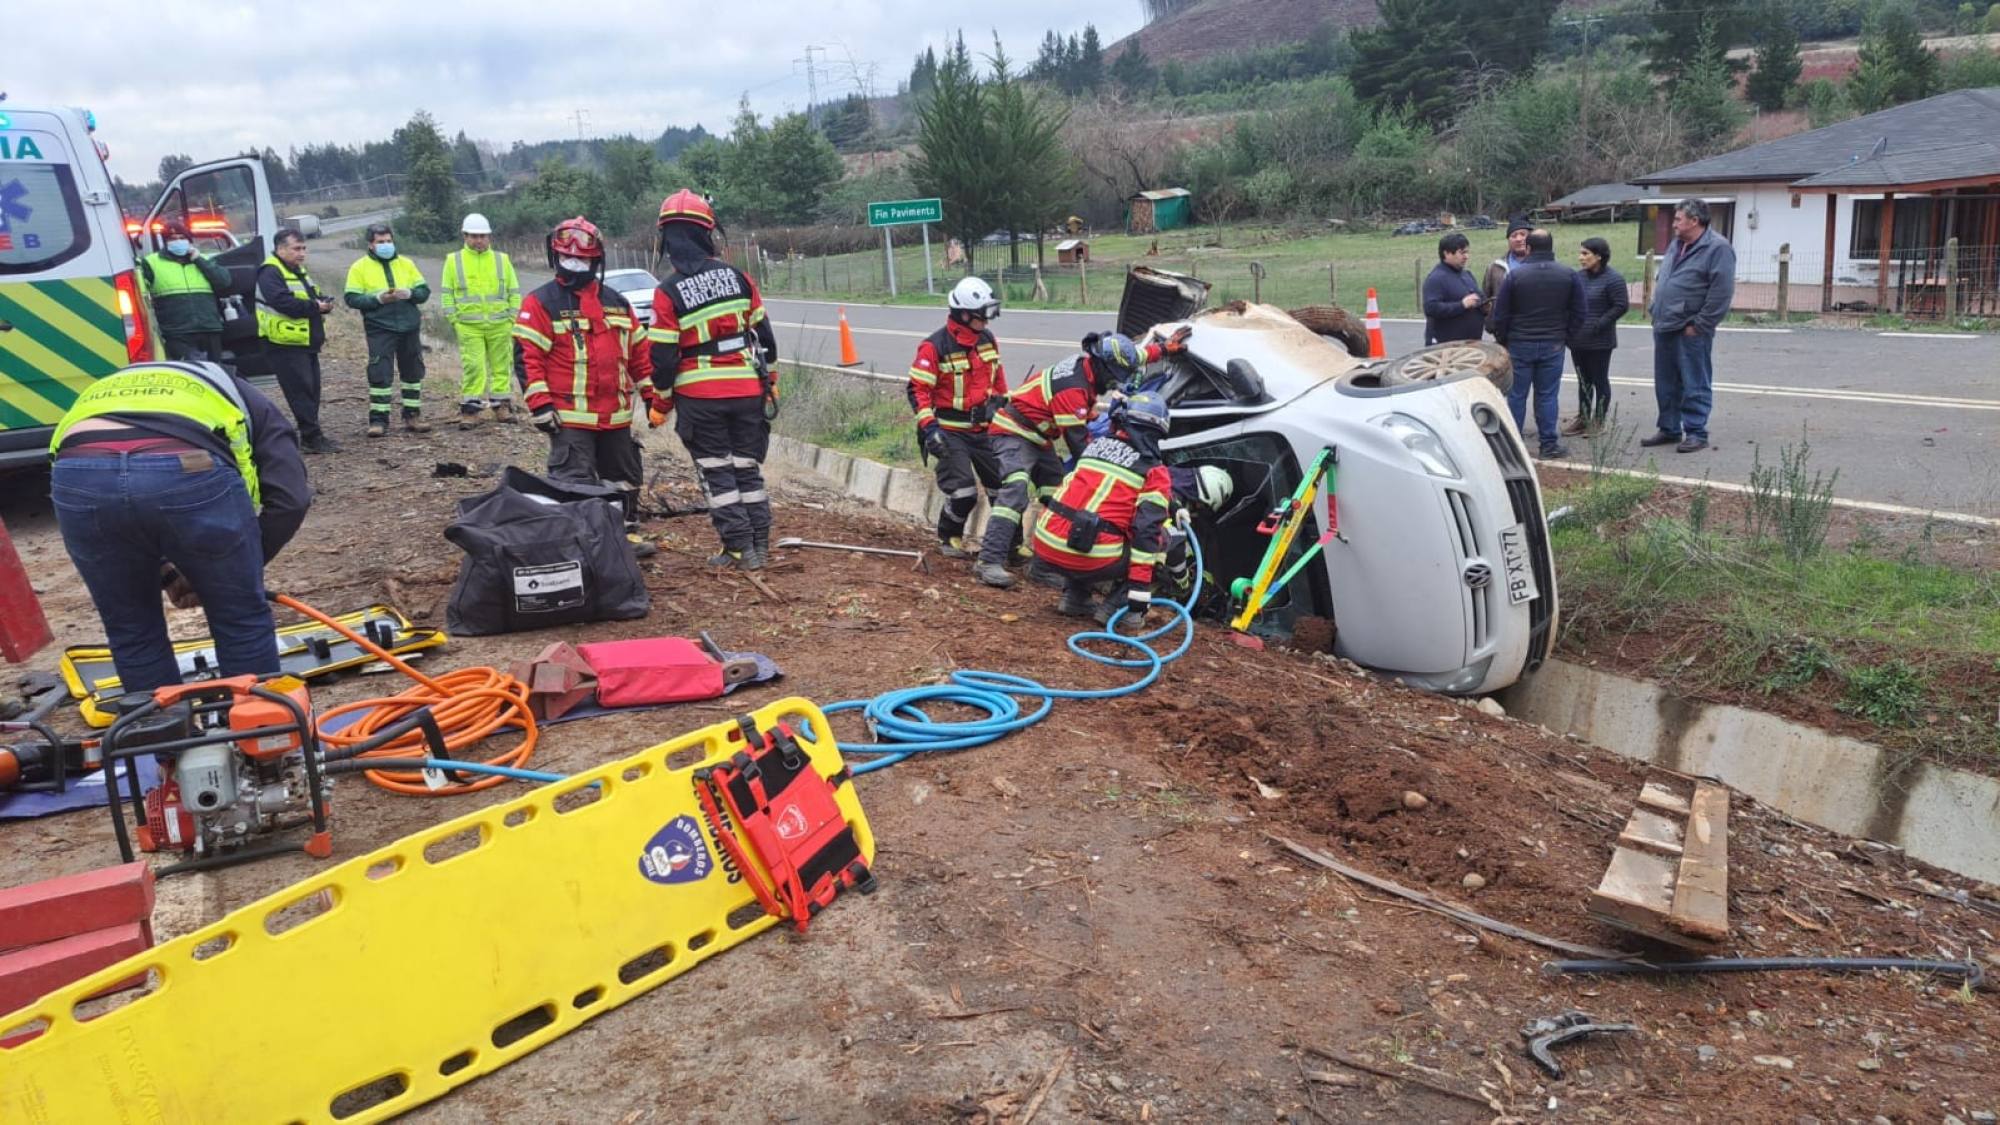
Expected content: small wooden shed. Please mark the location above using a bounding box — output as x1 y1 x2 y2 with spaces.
1126 188 1193 235
1056 238 1089 264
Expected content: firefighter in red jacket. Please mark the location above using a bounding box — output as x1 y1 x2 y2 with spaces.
646 190 779 570
909 277 1007 562
1030 391 1180 626
513 216 660 554
980 328 1188 588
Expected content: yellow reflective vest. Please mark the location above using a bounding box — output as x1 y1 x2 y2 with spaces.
50 361 261 508
440 247 520 325
256 255 317 347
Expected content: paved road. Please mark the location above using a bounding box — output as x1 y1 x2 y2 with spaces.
763 296 2000 520
319 207 399 237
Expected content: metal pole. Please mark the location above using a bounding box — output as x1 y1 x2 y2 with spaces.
922 223 935 296
883 227 897 297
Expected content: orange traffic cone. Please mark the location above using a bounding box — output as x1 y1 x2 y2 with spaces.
837 306 862 367
1364 287 1386 359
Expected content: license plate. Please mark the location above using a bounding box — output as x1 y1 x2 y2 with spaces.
1499 524 1538 605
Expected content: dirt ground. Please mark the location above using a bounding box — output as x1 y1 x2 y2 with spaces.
5 346 2000 1122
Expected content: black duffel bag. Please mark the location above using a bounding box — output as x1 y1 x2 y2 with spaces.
444 468 649 636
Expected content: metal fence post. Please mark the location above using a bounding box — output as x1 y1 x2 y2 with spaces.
1250 261 1265 304
1414 259 1422 308
1776 242 1791 321
1079 256 1088 306
1328 263 1337 306
1945 236 1961 320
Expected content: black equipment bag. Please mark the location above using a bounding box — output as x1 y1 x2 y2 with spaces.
444 468 649 636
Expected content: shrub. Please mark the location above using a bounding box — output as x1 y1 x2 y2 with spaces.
1840 659 1927 726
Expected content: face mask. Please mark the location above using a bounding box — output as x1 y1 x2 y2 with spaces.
373 242 396 259
557 256 592 273
166 239 191 256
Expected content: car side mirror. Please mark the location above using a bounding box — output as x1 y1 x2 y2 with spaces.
1222 359 1265 402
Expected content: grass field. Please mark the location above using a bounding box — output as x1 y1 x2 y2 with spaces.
749 219 1640 319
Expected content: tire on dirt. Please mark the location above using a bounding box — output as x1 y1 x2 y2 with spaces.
1378 340 1514 395
1284 305 1371 358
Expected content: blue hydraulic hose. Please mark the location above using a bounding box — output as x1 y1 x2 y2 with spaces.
801 531 1207 774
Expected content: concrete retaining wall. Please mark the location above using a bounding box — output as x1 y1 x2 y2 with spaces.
771 431 2000 884
1502 659 2000 884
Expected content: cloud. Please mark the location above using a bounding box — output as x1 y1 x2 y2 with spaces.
15 2 1139 176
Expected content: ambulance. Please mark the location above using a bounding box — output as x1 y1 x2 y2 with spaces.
0 105 276 469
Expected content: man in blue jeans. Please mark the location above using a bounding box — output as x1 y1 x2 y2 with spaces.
49 361 312 694
1645 198 1736 453
1491 229 1585 459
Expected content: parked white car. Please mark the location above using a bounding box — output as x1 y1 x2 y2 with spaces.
603 268 660 324
1123 268 1556 695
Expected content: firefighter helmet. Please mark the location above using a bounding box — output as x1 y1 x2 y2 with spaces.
548 216 603 261
1091 332 1145 380
1113 390 1169 435
948 276 1001 322
658 189 715 230
1194 465 1234 511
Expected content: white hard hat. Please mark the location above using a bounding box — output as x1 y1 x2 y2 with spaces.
1195 465 1234 511
461 213 492 235
948 276 1000 320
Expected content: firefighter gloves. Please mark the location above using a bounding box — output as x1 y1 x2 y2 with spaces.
530 406 561 434
1161 325 1194 354
920 423 948 460
648 403 671 428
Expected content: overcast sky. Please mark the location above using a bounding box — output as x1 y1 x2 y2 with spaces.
17 3 1142 180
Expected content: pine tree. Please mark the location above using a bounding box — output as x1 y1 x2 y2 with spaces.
395 111 462 242
1349 0 1460 126
909 47 939 97
1849 6 1942 111
1078 25 1106 92
986 37 1073 266
1744 11 1803 111
1672 23 1749 151
1645 0 1749 89
1110 41 1158 95
912 35 998 271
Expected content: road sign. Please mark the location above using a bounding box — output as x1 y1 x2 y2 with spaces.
868 198 942 227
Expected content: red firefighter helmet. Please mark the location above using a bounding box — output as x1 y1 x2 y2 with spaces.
548 216 604 261
657 189 715 230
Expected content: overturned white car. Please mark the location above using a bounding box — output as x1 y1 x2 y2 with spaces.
1122 268 1556 695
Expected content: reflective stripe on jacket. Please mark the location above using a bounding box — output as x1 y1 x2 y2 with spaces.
51 360 262 507
908 322 1005 430
1030 432 1171 594
256 255 316 347
646 262 770 401
513 280 656 430
441 248 520 324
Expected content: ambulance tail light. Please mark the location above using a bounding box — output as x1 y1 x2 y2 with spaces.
115 269 150 362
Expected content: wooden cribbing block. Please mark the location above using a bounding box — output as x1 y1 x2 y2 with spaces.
0 863 155 952
0 922 152 1016
1588 779 1730 950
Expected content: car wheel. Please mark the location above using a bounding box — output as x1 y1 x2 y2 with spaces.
1379 341 1513 395
1284 305 1370 358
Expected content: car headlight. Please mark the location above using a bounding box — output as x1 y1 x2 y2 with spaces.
1372 413 1461 479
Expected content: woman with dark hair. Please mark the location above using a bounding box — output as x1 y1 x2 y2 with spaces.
1563 236 1628 436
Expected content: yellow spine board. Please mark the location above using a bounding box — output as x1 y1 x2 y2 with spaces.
0 696 874 1124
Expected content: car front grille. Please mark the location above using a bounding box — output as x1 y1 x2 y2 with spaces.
1471 405 1553 668
1445 489 1490 651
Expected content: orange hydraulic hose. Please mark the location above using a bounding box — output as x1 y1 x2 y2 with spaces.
272 594 539 795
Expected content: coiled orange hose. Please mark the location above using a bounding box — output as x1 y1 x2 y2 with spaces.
273 594 538 795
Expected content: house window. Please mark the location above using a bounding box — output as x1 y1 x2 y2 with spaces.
1850 198 1935 260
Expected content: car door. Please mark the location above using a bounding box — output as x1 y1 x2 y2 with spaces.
144 157 277 376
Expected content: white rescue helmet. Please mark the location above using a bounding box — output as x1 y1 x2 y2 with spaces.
948 276 1001 322
461 213 493 235
1195 465 1234 511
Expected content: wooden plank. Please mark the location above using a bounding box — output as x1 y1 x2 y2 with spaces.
1670 782 1731 942
1589 847 1688 946
1617 808 1686 858
1636 782 1689 817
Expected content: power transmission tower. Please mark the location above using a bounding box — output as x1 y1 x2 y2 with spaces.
1560 16 1604 154
796 46 827 126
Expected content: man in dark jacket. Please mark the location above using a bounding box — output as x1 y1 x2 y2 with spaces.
1492 229 1585 459
139 219 232 361
256 230 340 453
1644 198 1736 453
1562 236 1629 437
48 360 312 693
1422 232 1484 344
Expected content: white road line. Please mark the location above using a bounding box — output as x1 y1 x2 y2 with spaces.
778 320 1082 349
1877 331 1980 340
1542 460 2000 529
1603 375 2000 411
1717 327 1793 334
768 296 1113 316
